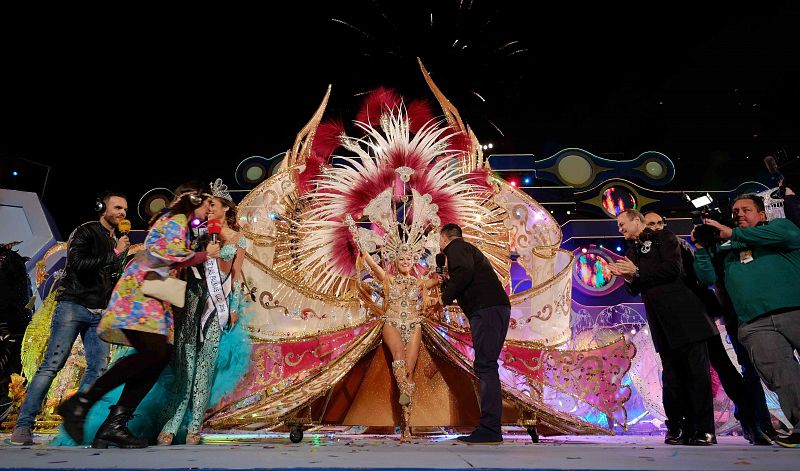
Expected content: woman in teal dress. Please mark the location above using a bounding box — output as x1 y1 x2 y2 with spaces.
158 178 249 445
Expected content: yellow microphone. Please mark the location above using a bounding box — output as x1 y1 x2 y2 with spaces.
115 219 132 278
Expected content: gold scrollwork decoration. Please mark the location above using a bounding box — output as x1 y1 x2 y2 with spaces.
259 290 289 316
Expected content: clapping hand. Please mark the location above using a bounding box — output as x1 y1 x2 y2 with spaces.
608 257 637 279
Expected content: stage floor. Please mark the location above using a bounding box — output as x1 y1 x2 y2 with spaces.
1 432 797 471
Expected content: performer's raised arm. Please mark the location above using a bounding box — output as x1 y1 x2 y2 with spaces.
359 249 386 282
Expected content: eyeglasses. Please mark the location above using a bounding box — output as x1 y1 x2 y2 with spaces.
646 220 666 228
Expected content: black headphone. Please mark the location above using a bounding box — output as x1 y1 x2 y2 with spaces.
95 192 110 213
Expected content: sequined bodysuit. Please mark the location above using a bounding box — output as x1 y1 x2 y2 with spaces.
381 274 423 344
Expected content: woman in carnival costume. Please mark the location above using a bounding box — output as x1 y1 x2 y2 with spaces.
302 86 493 441
158 178 250 445
356 240 440 442
57 187 218 449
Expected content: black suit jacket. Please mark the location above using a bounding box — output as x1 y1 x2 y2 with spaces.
625 229 717 352
441 238 509 318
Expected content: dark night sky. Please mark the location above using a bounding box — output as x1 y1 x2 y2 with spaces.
1 1 799 237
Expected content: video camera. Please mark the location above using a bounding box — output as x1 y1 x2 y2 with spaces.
685 193 734 248
764 151 796 198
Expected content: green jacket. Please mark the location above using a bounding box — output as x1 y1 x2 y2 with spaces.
693 218 800 324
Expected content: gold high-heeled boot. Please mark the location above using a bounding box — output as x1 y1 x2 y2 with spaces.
400 403 412 443
392 360 412 406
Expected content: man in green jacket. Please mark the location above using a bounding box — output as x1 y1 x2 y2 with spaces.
693 194 800 448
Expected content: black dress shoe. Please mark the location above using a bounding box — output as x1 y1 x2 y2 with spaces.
664 428 683 445
743 423 772 446
761 424 783 440
455 429 503 445
688 431 716 446
679 429 695 445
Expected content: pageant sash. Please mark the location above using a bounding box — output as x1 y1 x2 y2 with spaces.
202 257 230 338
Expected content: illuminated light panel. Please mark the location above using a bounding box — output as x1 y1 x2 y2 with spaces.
575 252 614 290
602 186 638 216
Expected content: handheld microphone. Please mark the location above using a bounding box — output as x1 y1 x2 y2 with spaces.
118 219 131 235
208 219 222 244
764 155 784 182
435 253 446 274
115 219 132 279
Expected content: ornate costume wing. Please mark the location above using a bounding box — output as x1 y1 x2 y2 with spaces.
208 61 634 436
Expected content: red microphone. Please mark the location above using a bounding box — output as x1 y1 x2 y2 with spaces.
207 219 222 244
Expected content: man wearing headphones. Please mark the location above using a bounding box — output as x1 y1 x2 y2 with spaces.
10 193 129 445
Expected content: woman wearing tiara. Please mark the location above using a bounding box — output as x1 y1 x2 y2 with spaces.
53 181 252 448
355 228 441 442
157 178 250 445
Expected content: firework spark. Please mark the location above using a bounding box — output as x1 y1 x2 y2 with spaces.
330 18 373 40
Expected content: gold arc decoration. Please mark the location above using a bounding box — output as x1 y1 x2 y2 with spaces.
289 85 331 169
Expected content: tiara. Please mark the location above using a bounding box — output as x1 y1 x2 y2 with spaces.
210 178 233 203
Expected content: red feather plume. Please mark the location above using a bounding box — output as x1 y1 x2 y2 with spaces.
297 120 346 195
406 99 436 134
356 87 402 128
446 129 472 159
311 120 345 160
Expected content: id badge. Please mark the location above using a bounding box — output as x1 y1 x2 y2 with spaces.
740 250 754 264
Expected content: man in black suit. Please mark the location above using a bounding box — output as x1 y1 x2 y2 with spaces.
610 209 718 445
438 223 510 445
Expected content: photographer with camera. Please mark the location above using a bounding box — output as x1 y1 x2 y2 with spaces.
693 194 800 448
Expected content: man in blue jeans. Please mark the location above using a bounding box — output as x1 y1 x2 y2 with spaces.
10 193 129 445
438 223 511 445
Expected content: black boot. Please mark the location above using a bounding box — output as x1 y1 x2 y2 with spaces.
92 405 148 449
57 392 94 444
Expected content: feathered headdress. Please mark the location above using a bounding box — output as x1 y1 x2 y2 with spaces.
296 92 492 289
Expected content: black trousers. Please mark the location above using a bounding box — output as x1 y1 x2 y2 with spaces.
468 305 511 438
85 329 172 410
1 334 24 407
707 333 758 425
659 339 714 434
